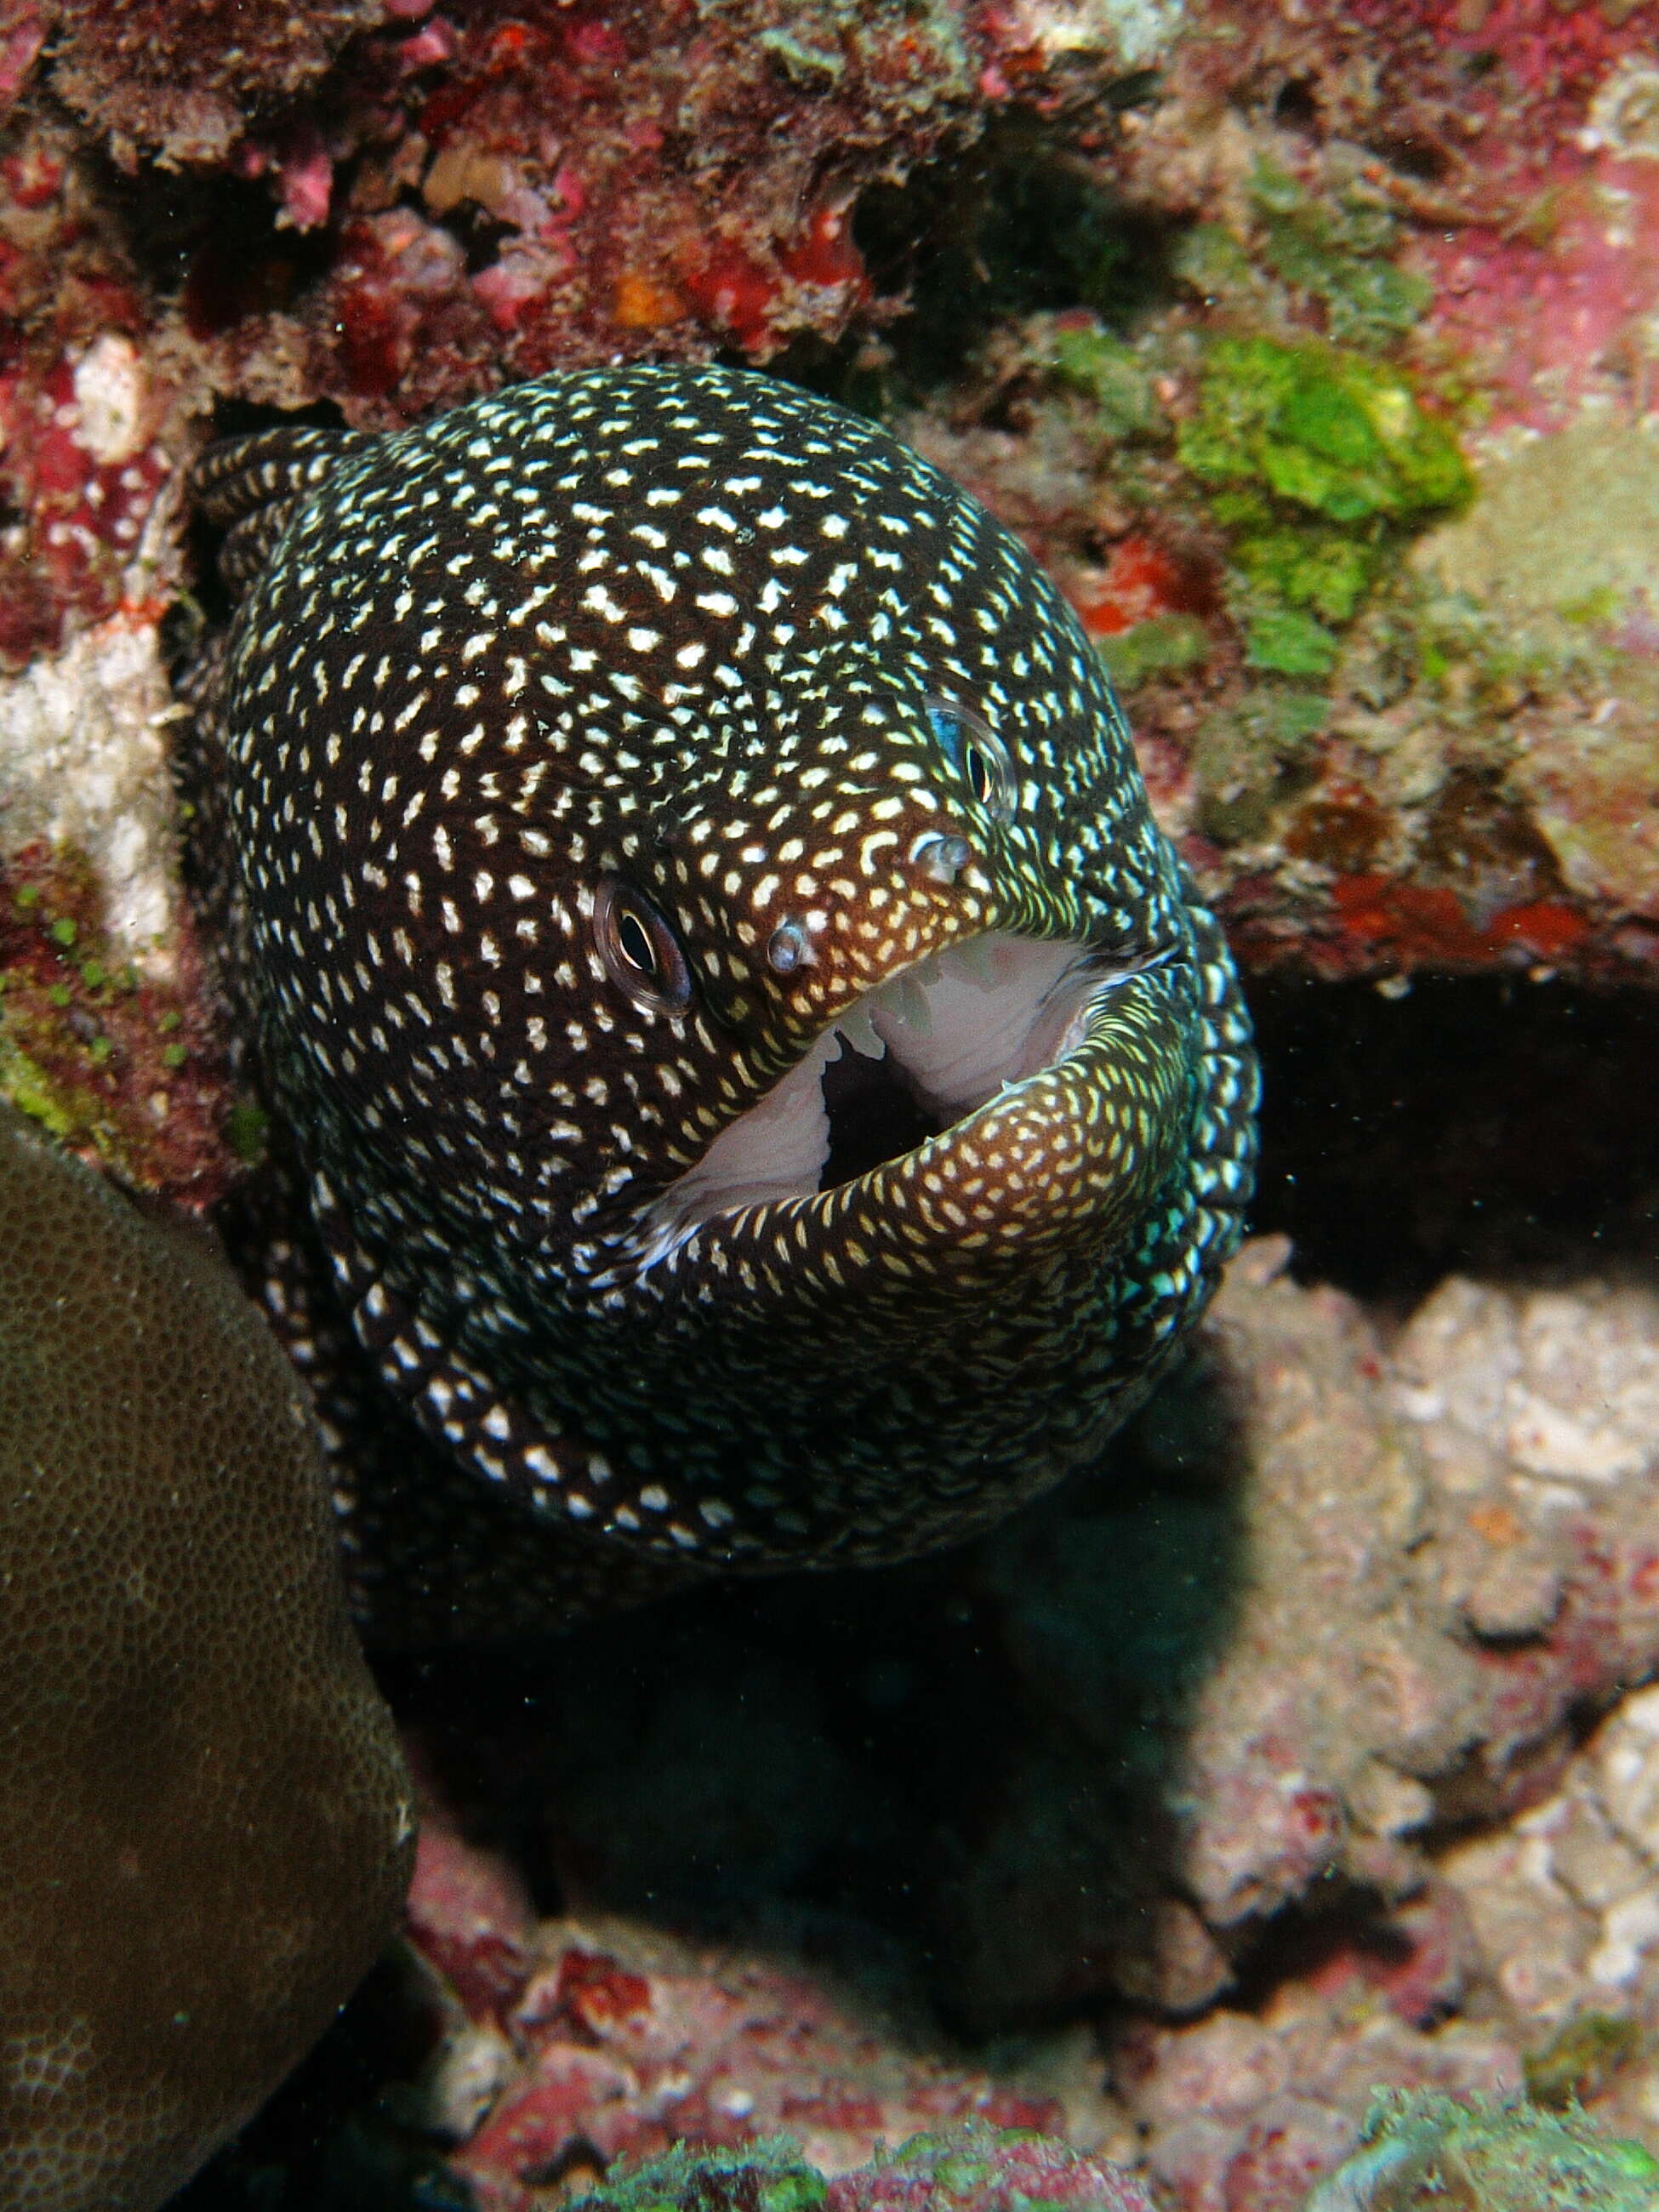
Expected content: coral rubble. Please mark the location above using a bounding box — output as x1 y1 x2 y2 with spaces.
358 1237 1659 2210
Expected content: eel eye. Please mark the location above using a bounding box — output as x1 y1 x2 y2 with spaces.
926 698 1016 823
595 877 692 1015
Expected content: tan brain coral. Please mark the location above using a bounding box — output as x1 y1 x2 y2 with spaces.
0 1104 414 2211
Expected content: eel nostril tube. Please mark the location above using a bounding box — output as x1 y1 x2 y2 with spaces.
767 918 812 974
913 831 972 887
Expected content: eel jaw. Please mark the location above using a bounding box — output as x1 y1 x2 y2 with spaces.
624 930 1172 1279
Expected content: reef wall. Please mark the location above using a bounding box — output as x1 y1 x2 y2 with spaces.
0 3 1656 2209
4 0 1658 1193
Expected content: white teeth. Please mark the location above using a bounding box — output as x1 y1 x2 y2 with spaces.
895 973 931 1032
836 1004 885 1058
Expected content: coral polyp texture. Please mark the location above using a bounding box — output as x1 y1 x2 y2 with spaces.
0 1104 413 2211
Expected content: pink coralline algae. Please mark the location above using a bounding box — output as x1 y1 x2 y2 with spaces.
0 0 1652 990
405 1800 1082 2212
105 0 1149 417
0 130 180 673
0 339 170 670
1338 0 1659 434
0 154 237 1195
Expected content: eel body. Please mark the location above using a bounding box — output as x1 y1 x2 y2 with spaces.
190 366 1257 1630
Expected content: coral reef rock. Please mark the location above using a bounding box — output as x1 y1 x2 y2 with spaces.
404 1800 1113 2212
379 1240 1659 2209
948 1242 1659 2021
1303 2089 1659 2212
567 2129 1158 2212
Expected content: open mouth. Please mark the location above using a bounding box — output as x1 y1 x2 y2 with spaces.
631 931 1137 1268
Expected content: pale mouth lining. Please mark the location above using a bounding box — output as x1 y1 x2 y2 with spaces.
632 931 1136 1266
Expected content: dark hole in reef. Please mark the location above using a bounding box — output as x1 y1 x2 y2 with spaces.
169 1946 463 2210
102 153 335 335
1249 972 1659 1307
516 2138 612 2192
1368 132 1451 183
1272 77 1320 131
444 195 516 275
1103 66 1164 111
204 393 352 442
1223 1884 1440 2021
778 119 1186 408
818 1038 946 1190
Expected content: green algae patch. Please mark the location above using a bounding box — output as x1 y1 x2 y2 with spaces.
932 2153 995 2196
1304 2088 1659 2210
1180 336 1473 524
1192 687 1328 842
569 2124 1156 2212
0 843 240 1204
1229 520 1381 625
1179 336 1472 672
1047 321 1162 442
573 2141 830 2212
1172 166 1434 352
1097 611 1210 691
1243 605 1340 677
1250 161 1433 351
1525 2010 1643 2109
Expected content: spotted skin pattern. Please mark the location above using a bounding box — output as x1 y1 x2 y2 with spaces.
193 366 1257 1633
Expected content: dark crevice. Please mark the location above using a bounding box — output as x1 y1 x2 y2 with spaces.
1249 972 1659 1308
778 119 1189 412
1368 132 1451 183
168 1947 461 2211
88 141 336 333
444 197 516 275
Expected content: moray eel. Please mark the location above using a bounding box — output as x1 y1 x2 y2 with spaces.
191 365 1257 1622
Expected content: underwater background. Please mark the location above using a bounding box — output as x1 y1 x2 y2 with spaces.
3 1 1659 2207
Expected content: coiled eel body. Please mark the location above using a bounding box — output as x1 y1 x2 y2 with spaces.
191 365 1257 1628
